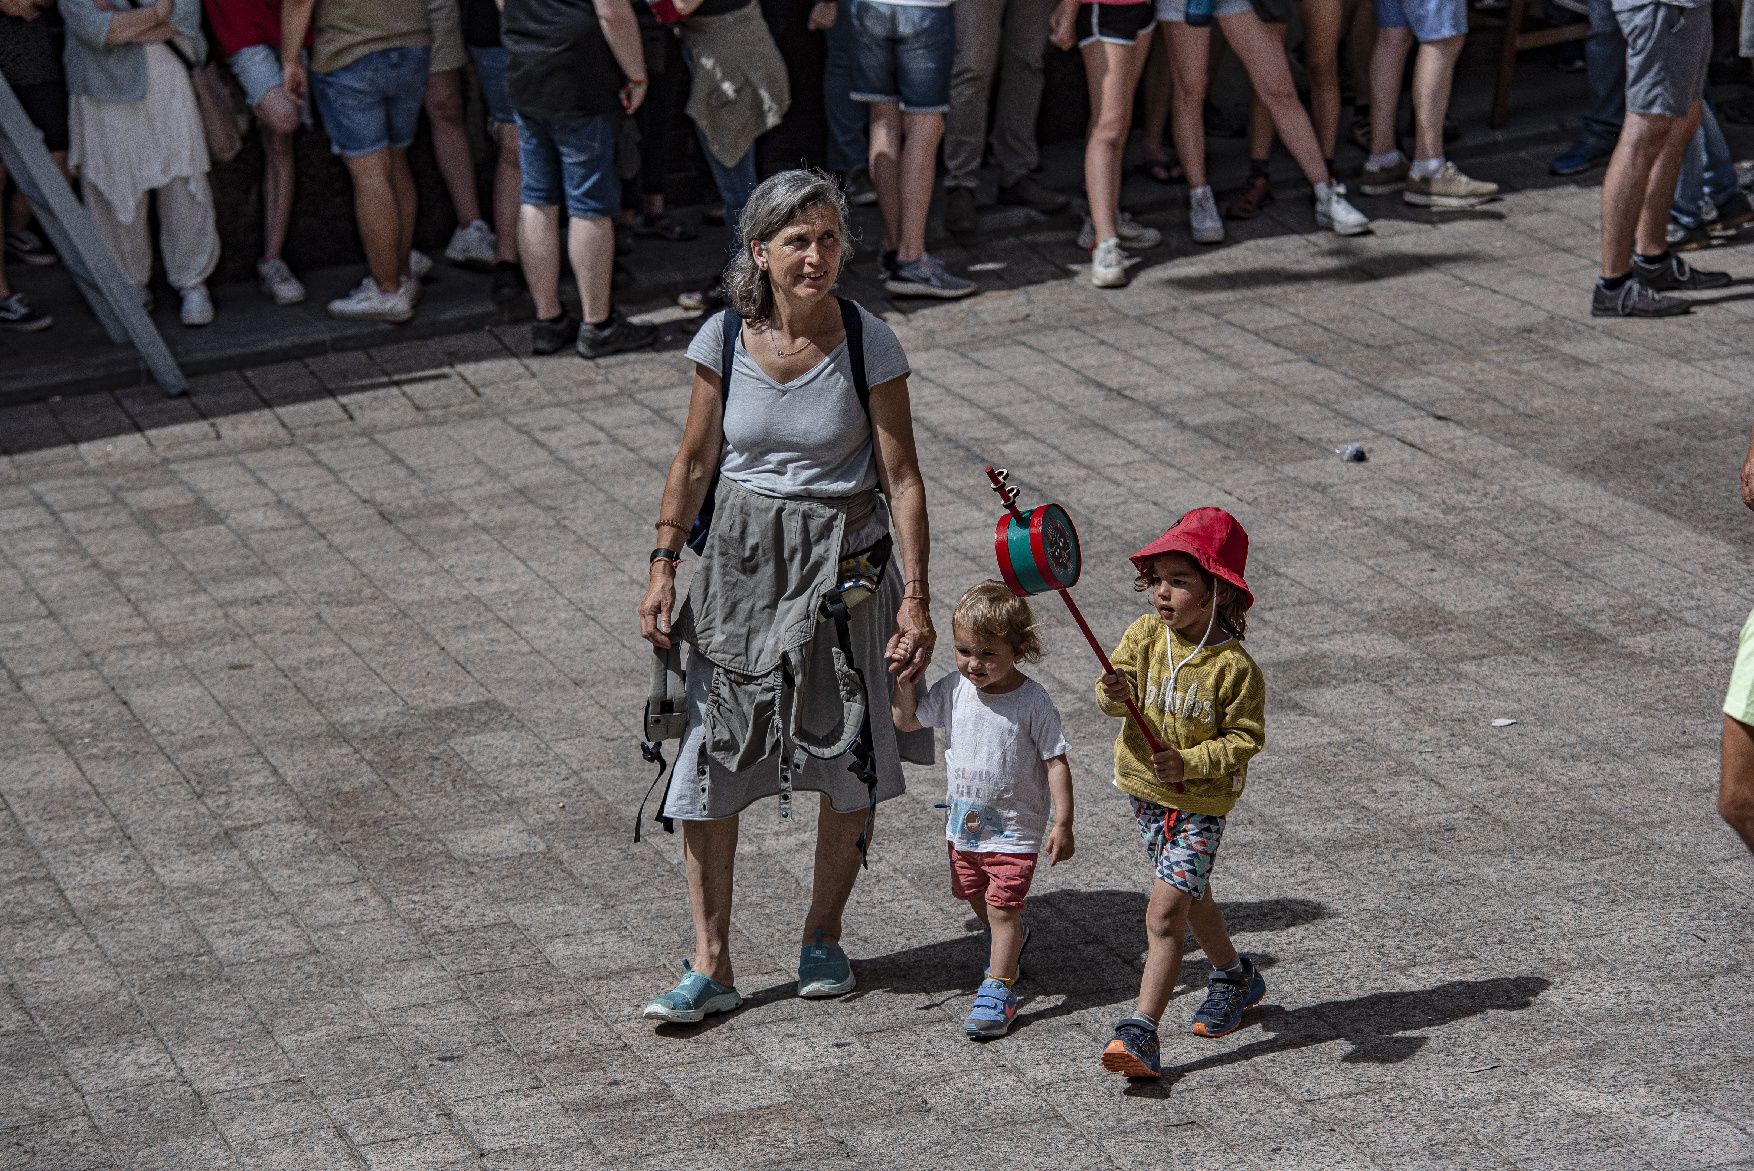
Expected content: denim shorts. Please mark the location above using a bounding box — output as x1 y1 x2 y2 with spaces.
311 45 432 158
1131 797 1225 899
228 45 312 123
1154 0 1253 22
849 0 954 114
468 45 515 127
1373 0 1465 41
1619 1 1709 118
517 112 619 220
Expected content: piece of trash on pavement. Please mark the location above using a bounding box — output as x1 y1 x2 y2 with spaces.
1491 718 1518 727
1336 443 1367 463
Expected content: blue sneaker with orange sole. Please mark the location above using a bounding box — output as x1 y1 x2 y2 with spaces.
1101 1016 1161 1079
1190 955 1266 1038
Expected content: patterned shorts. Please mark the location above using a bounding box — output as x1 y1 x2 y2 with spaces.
1130 798 1225 899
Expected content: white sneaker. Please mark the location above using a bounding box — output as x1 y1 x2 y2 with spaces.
1314 182 1371 237
179 285 214 327
444 219 497 270
1090 237 1131 289
327 276 414 323
1078 210 1162 252
256 258 307 305
1189 186 1224 245
410 249 433 280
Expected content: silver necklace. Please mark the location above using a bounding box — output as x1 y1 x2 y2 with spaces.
768 327 812 358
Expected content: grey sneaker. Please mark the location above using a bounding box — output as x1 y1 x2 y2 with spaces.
1188 185 1224 245
1632 251 1731 291
531 313 579 355
798 930 856 997
885 253 976 299
445 219 498 270
944 186 977 234
1077 211 1160 251
577 310 659 358
0 292 52 332
1590 277 1690 318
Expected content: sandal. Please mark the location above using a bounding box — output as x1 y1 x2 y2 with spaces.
642 960 742 1023
1133 157 1185 186
635 212 699 242
1225 175 1275 220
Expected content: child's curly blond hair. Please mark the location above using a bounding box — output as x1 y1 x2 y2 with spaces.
952 581 1044 661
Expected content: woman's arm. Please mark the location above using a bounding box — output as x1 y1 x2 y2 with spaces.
868 373 934 682
637 363 727 648
62 0 170 46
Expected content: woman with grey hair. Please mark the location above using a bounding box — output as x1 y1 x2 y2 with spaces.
637 168 935 1023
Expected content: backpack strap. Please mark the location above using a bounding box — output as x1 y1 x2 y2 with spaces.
836 297 870 415
718 306 740 404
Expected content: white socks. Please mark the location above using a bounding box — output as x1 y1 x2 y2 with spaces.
1367 150 1404 170
1410 157 1446 180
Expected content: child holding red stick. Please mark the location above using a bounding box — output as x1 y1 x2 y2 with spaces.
1094 507 1267 1080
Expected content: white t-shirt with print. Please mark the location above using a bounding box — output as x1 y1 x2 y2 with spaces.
915 673 1069 854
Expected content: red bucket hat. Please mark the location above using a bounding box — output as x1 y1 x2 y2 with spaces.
1129 507 1253 610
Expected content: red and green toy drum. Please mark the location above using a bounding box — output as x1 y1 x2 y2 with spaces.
994 503 1083 597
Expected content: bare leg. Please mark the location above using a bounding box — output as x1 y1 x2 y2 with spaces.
1140 34 1174 165
1083 34 1153 241
518 204 564 317
491 124 521 262
1301 0 1344 159
897 111 945 263
1409 34 1462 162
1184 882 1239 970
801 796 869 947
985 902 1024 980
1368 24 1413 157
388 148 417 279
1242 24 1286 167
1136 879 1194 1020
683 815 740 986
1221 11 1331 184
1600 111 1676 276
425 68 484 226
252 87 301 263
342 150 405 292
1635 102 1701 257
868 101 903 253
1166 23 1212 189
569 214 615 324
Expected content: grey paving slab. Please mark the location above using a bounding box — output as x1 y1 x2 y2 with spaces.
3 139 1754 1171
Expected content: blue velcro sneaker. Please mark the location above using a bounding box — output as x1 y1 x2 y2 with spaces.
964 977 1019 1039
798 930 856 998
642 961 742 1024
1190 954 1266 1038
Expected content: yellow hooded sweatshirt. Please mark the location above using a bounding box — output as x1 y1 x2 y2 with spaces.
1094 613 1266 816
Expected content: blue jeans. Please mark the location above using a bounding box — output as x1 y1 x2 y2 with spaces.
516 112 619 220
1672 101 1737 229
824 0 869 173
682 44 760 265
1575 0 1626 150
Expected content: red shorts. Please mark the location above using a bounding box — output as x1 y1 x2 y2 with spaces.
947 843 1038 909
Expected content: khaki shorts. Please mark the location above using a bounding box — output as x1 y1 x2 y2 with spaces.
428 0 468 73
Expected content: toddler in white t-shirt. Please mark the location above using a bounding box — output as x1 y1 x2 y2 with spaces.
893 582 1074 1039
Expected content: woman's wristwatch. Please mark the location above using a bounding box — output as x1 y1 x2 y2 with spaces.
650 547 681 566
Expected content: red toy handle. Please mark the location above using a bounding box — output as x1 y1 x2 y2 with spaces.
983 467 1180 790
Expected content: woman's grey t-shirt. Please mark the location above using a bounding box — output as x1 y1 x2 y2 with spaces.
686 304 910 498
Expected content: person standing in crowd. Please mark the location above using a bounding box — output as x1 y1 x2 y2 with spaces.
1227 0 1344 221
821 0 876 206
1591 0 1728 317
426 0 500 270
0 0 64 331
503 0 659 356
459 0 527 308
1050 0 1156 289
851 0 978 297
1548 0 1624 177
1144 0 1369 248
1358 0 1497 208
622 0 694 244
60 0 222 326
940 0 1069 235
204 0 309 307
1720 421 1754 854
673 0 792 313
282 0 432 322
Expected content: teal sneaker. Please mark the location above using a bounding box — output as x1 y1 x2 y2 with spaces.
641 961 741 1024
797 930 856 998
964 976 1019 1039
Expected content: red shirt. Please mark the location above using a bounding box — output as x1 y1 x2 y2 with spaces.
203 0 311 57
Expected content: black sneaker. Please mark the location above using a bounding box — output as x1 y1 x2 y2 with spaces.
1633 251 1731 291
1591 277 1691 317
996 174 1070 215
944 186 977 234
4 229 56 267
1713 190 1754 234
877 250 898 280
0 292 52 332
531 313 578 355
578 311 658 359
1669 221 1716 252
490 260 526 306
676 281 726 313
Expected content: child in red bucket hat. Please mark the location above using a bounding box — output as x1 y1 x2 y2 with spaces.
1093 507 1268 1081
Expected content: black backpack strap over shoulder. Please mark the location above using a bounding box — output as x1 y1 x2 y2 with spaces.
836 297 870 413
717 306 740 403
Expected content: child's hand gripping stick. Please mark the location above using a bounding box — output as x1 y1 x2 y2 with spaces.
984 466 1183 793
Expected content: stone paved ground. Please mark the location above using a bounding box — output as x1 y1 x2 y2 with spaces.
2 142 1753 1171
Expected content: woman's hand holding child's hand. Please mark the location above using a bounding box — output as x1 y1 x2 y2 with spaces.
1045 823 1075 865
1099 671 1131 704
1150 747 1183 786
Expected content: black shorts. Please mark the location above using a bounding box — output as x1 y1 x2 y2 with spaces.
12 82 70 154
1076 1 1155 45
